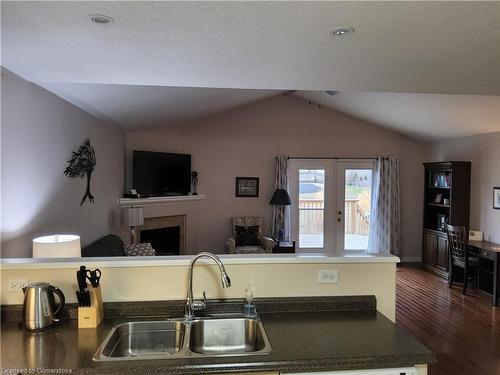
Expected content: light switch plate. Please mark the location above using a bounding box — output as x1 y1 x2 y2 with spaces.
8 279 29 292
318 270 339 284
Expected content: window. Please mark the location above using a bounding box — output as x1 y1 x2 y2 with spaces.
342 168 372 251
299 169 325 248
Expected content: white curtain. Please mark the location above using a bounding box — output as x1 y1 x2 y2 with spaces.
367 156 400 256
272 155 290 241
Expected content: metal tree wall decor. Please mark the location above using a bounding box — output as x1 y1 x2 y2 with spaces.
64 138 97 206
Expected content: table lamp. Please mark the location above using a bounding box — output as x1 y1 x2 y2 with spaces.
269 188 292 242
121 207 144 244
32 234 81 258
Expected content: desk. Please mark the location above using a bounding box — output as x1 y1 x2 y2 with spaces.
468 240 500 306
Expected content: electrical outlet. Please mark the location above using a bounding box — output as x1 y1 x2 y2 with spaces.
8 279 29 292
318 270 339 284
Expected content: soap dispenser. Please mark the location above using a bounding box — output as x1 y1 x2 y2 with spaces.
243 284 257 318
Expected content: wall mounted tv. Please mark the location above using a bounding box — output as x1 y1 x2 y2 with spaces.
132 151 191 197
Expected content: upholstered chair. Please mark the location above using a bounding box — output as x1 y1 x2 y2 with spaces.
225 217 276 254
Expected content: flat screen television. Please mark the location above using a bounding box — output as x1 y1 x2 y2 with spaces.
132 151 191 196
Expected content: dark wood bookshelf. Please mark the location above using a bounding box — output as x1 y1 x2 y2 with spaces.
422 161 471 279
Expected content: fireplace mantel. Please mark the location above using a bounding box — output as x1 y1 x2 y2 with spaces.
119 195 206 208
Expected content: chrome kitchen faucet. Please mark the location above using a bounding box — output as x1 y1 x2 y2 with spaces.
185 252 231 320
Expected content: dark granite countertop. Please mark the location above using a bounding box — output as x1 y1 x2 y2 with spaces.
0 297 436 374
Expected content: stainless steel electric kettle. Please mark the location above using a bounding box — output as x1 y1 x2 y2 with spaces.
22 282 65 331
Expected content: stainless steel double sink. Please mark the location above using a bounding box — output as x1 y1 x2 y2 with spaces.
93 315 272 361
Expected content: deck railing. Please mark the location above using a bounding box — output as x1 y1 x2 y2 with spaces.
344 199 370 235
299 200 324 234
299 199 369 235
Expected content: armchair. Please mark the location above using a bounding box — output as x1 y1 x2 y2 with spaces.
225 217 276 254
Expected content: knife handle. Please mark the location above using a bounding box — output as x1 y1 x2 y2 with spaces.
76 291 82 307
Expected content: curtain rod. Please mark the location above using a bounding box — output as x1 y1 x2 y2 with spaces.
284 156 389 160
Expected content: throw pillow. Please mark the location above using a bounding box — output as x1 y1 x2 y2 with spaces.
235 225 260 247
123 242 156 256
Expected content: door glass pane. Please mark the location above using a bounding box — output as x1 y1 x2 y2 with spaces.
344 169 372 250
299 169 324 248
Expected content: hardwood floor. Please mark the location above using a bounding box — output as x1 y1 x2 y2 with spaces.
396 265 500 375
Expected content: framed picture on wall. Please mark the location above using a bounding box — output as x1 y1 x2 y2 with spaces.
235 177 259 197
494 187 500 209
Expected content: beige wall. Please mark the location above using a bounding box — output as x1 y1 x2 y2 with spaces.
0 259 398 321
0 69 429 260
127 95 426 260
427 132 500 243
0 68 125 257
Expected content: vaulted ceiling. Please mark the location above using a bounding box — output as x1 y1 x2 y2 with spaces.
39 82 280 130
295 91 500 141
2 1 499 140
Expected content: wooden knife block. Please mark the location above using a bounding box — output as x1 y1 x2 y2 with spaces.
78 285 104 328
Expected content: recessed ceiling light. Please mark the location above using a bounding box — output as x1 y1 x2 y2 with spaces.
331 26 354 37
88 14 114 25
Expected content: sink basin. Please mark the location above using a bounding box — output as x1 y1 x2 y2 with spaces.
94 320 186 360
189 318 269 355
93 316 272 361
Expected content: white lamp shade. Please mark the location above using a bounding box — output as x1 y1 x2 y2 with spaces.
121 207 144 227
32 234 81 258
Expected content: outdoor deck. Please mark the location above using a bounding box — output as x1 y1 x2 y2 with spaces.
299 234 368 250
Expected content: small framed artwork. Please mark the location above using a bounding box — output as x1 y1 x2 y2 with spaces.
494 187 500 209
235 177 259 197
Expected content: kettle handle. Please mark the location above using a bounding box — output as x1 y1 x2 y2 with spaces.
48 285 65 318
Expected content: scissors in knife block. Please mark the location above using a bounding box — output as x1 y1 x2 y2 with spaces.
85 268 101 287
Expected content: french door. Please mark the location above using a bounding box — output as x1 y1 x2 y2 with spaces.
288 159 334 253
335 161 374 253
289 159 374 255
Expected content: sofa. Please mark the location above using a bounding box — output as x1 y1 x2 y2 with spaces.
81 234 125 257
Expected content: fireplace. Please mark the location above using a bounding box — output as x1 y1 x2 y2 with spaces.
138 215 186 255
140 226 180 255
